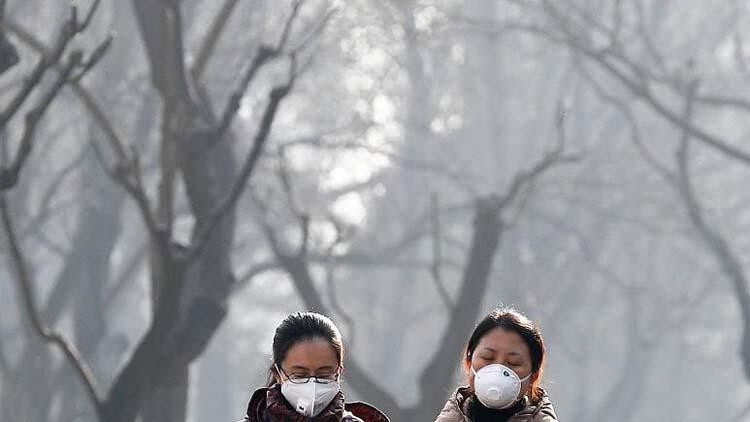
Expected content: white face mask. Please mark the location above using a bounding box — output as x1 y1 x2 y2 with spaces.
276 367 341 417
471 363 531 409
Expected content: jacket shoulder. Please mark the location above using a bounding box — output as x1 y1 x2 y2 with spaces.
434 388 468 422
345 402 390 422
241 387 269 422
525 390 559 422
434 402 463 422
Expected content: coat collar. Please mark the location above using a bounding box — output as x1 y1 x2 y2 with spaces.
244 385 390 422
246 384 346 421
448 386 555 419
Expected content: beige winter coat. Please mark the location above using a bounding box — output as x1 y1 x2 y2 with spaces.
434 386 558 422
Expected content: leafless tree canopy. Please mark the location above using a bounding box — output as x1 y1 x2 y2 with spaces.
0 1 748 421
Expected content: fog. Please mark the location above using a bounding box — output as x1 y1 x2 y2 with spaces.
0 1 748 421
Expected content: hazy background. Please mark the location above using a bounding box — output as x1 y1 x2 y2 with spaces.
1 1 749 421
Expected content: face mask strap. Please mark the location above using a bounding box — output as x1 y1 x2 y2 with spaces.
274 363 283 381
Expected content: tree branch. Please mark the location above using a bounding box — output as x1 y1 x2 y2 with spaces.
674 107 750 319
493 134 580 213
0 4 111 191
527 3 750 165
185 66 297 264
190 0 241 80
91 140 162 241
574 57 675 184
0 50 82 190
214 1 334 141
279 136 480 194
278 0 306 51
23 140 82 223
323 220 356 344
0 0 101 130
215 45 279 140
430 193 453 310
0 194 103 419
0 28 19 74
658 84 750 380
4 20 127 161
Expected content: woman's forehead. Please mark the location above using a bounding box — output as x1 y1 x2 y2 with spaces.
476 328 529 355
282 338 339 369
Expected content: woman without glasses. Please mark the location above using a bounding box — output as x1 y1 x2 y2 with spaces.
434 308 559 422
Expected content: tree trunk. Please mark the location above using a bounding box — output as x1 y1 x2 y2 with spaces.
115 2 238 421
412 198 504 420
196 324 233 422
140 367 189 422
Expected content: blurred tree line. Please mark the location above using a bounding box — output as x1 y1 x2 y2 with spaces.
0 1 749 421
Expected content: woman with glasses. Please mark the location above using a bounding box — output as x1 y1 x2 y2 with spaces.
434 308 558 422
241 311 389 422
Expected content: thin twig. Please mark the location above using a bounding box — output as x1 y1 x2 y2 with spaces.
573 57 675 184
276 147 310 258
430 193 453 309
69 34 114 83
323 220 356 346
0 51 82 190
90 139 161 240
215 45 279 140
233 261 279 292
0 0 100 130
289 6 337 55
493 136 580 214
20 145 86 237
278 0 306 50
674 86 750 318
215 1 330 141
279 136 479 193
556 9 750 164
191 0 241 80
5 21 128 161
0 1 111 191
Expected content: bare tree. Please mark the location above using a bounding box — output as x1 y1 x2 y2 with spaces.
259 122 577 419
0 2 110 420
480 0 750 390
1 1 332 421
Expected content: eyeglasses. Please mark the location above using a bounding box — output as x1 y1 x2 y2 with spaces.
275 364 340 385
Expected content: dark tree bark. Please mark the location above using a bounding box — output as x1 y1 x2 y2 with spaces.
99 1 302 419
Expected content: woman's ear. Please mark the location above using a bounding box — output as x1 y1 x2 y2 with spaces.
463 354 472 377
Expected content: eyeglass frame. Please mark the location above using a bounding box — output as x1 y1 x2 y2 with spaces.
274 363 341 385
